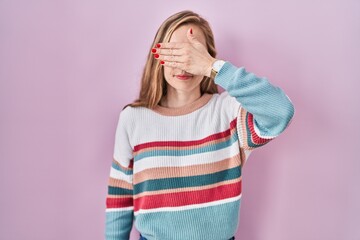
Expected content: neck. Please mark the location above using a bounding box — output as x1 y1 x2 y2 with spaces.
160 88 202 108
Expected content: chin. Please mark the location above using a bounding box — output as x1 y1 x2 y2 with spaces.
164 76 203 93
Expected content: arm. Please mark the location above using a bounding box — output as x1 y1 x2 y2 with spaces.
214 61 295 160
105 109 134 240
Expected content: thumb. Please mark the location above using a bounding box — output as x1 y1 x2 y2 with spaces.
187 28 199 44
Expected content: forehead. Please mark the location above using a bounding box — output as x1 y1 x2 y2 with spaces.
169 24 207 45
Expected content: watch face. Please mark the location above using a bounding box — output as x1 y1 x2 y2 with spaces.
213 60 224 72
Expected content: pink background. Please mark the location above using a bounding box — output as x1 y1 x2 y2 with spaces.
1 1 359 240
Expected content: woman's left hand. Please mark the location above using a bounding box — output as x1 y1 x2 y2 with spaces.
151 28 216 77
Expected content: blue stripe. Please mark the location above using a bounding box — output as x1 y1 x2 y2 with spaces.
112 162 133 175
105 210 133 239
135 198 241 240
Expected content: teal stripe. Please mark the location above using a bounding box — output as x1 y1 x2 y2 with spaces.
134 198 240 240
134 166 241 194
108 186 132 195
112 162 133 175
134 131 238 162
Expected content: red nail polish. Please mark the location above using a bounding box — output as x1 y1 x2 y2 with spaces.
160 61 165 64
156 43 161 48
151 48 156 53
154 54 159 59
190 28 193 34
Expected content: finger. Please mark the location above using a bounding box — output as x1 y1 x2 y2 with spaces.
160 61 185 69
157 54 185 62
156 42 187 49
153 48 183 56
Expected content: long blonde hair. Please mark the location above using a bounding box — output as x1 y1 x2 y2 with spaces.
123 10 218 110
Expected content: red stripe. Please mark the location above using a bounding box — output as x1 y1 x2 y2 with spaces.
247 113 272 145
106 197 133 209
128 158 134 169
134 118 238 152
229 117 237 129
134 181 241 211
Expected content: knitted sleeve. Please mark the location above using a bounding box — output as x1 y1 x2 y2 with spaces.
105 109 134 240
214 61 295 166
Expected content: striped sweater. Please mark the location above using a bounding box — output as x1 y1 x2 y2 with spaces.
105 61 295 240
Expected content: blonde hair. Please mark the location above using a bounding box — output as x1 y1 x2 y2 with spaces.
123 10 218 110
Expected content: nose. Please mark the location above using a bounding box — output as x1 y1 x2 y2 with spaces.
180 70 193 75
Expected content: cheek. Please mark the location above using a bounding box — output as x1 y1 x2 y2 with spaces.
193 75 204 82
164 67 175 79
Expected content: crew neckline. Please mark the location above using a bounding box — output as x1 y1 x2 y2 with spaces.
151 93 214 116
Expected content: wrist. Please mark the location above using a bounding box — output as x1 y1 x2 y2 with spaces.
206 58 217 78
210 59 226 79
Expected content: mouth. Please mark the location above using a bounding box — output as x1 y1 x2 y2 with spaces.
175 74 193 80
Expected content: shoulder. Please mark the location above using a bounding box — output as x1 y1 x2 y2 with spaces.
120 105 134 118
211 91 241 120
119 104 140 119
212 91 241 108
116 105 136 128
118 104 151 125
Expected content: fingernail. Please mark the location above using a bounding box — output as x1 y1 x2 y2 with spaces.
151 48 156 53
190 28 193 34
160 61 165 64
156 43 161 48
154 54 159 59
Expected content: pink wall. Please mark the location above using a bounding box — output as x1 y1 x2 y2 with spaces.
1 1 359 239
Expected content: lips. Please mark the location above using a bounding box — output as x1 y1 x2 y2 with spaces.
175 74 193 80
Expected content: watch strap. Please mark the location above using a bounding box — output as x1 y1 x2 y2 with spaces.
210 60 225 79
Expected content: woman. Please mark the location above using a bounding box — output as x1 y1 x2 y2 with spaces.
105 10 294 240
